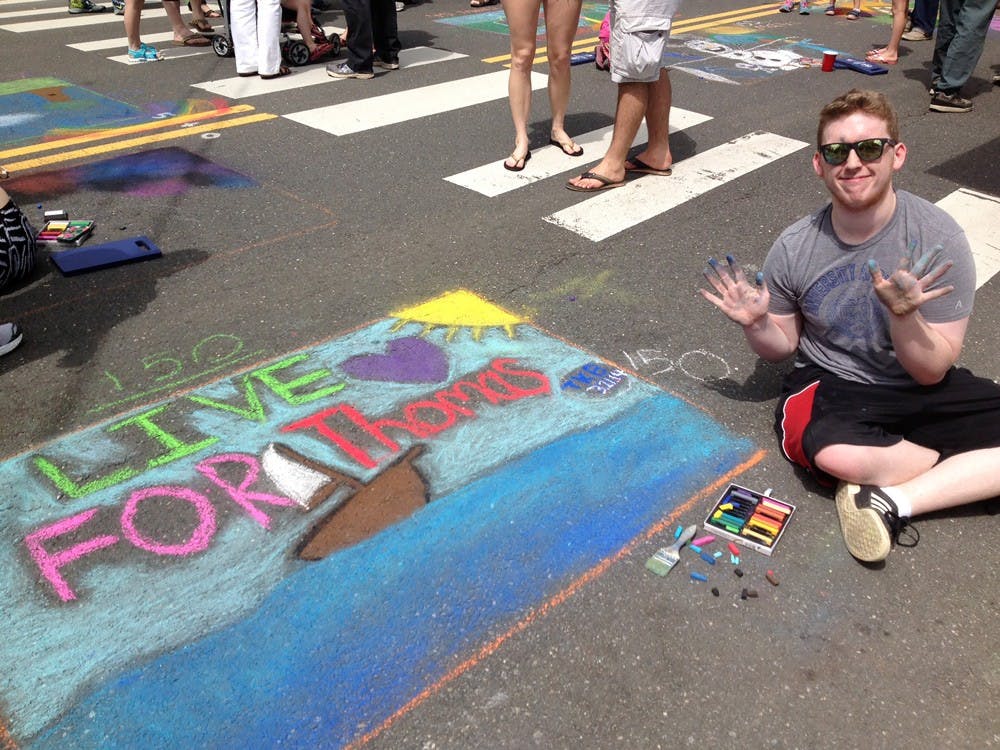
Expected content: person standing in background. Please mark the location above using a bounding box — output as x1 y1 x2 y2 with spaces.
500 0 585 171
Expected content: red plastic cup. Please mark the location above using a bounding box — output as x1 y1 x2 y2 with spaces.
821 50 837 72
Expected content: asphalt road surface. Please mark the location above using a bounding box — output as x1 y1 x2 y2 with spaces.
1 0 998 747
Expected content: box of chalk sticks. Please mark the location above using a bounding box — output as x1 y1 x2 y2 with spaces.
703 484 795 556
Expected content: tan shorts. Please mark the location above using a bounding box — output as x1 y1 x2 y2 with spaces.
609 0 679 83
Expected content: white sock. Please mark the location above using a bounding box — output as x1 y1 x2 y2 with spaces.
879 485 912 519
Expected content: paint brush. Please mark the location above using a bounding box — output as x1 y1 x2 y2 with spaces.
645 524 697 576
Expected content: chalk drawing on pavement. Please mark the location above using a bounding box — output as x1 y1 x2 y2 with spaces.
0 78 240 149
434 1 607 35
1 290 756 749
2 146 256 200
94 334 265 414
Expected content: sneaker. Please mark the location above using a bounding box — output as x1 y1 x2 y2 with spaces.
395 0 404 9
326 62 374 79
112 0 124 13
68 0 107 12
929 89 972 113
835 482 918 562
799 0 810 13
779 0 794 10
0 322 23 357
127 42 160 61
901 27 932 40
374 56 399 70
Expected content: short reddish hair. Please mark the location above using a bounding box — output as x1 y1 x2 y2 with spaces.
817 89 900 147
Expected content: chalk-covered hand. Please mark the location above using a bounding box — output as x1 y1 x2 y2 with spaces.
868 244 954 317
699 255 770 327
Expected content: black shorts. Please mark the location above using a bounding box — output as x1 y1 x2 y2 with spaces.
774 363 1000 482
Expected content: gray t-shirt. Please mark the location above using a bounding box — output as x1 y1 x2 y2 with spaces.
763 190 975 386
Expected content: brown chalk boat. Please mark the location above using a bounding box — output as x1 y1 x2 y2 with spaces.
292 445 429 561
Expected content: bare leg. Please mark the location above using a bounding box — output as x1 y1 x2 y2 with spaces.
566 80 649 188
866 0 906 63
815 441 1000 515
285 0 318 51
125 0 145 49
542 0 583 148
627 68 672 171
503 0 542 165
163 0 202 41
895 447 1000 515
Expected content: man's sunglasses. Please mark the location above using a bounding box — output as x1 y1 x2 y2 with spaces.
818 138 897 166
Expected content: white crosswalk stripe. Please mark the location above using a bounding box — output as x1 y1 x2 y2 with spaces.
937 188 1000 288
445 107 713 197
195 45 463 98
284 69 539 136
544 131 810 241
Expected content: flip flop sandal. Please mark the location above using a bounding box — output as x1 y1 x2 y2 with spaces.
565 171 626 192
174 34 211 46
549 137 584 157
187 1 220 16
625 157 672 176
188 18 213 32
503 150 531 171
260 65 292 79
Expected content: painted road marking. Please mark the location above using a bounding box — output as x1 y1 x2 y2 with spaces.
545 131 810 242
0 7 169 30
1 113 277 172
194 46 466 98
107 46 215 64
937 188 1000 289
483 2 785 65
71 30 213 50
444 107 713 197
0 105 258 159
285 69 544 136
68 24 344 52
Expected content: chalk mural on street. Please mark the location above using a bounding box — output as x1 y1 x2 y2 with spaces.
0 290 756 749
2 147 256 199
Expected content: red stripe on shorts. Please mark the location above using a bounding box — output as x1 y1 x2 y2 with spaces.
779 379 820 470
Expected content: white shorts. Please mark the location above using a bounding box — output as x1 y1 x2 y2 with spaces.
609 0 680 83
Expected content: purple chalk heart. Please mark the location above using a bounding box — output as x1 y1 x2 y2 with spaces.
339 337 449 384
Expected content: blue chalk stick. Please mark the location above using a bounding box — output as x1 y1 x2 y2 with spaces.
690 572 709 582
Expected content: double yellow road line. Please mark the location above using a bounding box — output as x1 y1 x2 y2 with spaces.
483 2 782 65
0 105 277 175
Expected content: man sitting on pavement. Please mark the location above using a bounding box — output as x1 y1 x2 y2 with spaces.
699 88 1000 564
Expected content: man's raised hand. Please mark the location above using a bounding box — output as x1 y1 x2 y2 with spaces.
698 254 770 327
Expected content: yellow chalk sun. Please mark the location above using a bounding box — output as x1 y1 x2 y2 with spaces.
390 290 527 341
